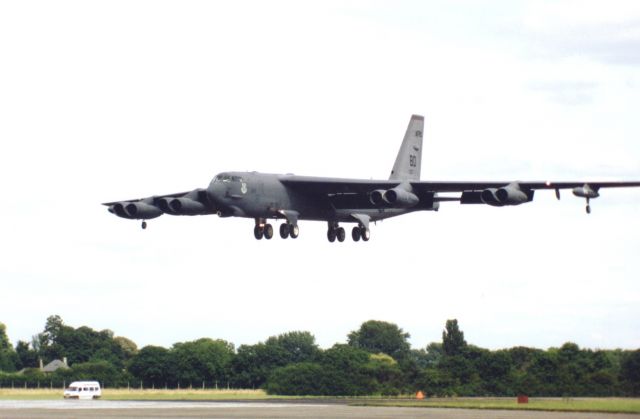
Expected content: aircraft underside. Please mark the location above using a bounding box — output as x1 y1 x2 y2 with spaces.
250 207 413 243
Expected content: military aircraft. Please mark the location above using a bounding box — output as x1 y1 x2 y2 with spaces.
104 115 640 242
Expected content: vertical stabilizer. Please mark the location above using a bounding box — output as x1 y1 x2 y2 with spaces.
389 115 424 181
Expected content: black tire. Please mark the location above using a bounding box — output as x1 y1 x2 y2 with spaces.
586 205 591 214
141 221 147 230
264 223 274 239
254 225 264 240
290 224 299 239
327 229 336 243
337 227 346 242
351 226 361 242
279 223 289 239
361 227 370 241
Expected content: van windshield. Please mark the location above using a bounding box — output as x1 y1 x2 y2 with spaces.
67 386 77 391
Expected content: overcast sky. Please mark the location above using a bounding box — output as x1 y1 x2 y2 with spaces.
1 0 640 353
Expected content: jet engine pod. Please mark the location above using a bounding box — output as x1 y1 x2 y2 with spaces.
383 187 419 208
109 202 132 219
481 188 502 206
124 202 163 219
369 190 386 206
168 197 206 215
496 185 529 205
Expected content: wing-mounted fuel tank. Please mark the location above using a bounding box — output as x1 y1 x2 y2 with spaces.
572 183 600 214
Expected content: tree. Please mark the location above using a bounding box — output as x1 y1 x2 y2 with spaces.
621 350 640 396
442 319 466 357
15 340 38 370
171 338 235 386
231 331 319 388
347 320 410 360
265 344 377 396
114 336 138 360
0 322 11 351
475 349 513 395
36 315 74 362
366 353 404 395
264 331 319 364
231 343 278 388
264 363 329 395
424 342 444 366
128 345 172 386
0 322 18 372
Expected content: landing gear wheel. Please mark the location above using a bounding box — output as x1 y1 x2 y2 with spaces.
327 228 337 243
336 227 346 242
289 224 299 239
361 227 370 241
279 223 290 239
141 221 147 230
586 205 591 214
264 223 274 240
351 226 361 242
254 225 264 240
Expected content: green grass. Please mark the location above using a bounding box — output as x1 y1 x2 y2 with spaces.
0 388 277 401
353 397 640 414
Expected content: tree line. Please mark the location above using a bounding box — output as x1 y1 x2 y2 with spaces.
0 316 639 396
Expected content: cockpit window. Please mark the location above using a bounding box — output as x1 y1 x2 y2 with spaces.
215 175 243 183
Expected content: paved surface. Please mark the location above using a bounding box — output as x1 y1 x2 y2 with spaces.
0 401 638 419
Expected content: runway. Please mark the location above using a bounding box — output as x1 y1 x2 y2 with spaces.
0 400 637 419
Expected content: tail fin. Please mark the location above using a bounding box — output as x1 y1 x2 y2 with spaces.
389 114 424 181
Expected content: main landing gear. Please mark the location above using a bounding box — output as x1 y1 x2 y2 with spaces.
254 218 299 240
327 222 370 243
351 225 370 242
141 221 147 230
279 223 299 239
586 197 591 214
254 223 273 240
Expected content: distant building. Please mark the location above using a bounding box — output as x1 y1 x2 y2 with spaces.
41 357 69 373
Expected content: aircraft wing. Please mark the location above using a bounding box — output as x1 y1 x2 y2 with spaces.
280 175 640 210
102 188 214 221
412 180 640 192
281 176 640 194
102 191 190 207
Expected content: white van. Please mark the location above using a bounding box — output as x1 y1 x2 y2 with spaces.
63 381 102 399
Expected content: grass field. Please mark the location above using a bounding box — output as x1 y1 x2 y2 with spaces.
354 397 640 414
0 388 274 401
1 389 639 413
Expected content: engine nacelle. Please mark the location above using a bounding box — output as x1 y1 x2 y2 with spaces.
123 202 163 219
383 187 419 208
482 184 531 206
158 197 206 215
369 190 386 206
496 185 529 205
169 197 207 215
108 202 131 219
481 188 501 206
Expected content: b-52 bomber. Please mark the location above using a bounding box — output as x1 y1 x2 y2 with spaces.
104 115 640 242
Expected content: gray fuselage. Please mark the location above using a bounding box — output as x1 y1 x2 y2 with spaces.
207 171 417 223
